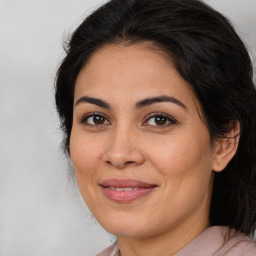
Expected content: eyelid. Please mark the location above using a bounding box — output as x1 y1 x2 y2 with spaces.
80 112 177 128
142 112 177 127
80 112 111 125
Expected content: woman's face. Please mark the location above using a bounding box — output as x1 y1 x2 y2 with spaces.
70 43 218 238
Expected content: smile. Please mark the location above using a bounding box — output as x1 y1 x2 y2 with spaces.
108 187 139 191
100 179 157 203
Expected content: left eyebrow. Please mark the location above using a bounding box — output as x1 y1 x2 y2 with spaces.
135 95 187 110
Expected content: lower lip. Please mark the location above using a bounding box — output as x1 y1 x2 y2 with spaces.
101 186 156 203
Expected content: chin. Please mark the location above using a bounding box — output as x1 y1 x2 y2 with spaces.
96 213 152 237
104 225 150 238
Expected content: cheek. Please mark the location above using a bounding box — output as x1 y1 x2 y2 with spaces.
69 131 104 207
146 130 213 188
144 133 213 220
70 130 104 179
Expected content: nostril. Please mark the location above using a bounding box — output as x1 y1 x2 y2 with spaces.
103 149 145 168
105 160 135 167
124 161 135 165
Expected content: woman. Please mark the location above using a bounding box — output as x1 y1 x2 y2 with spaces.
55 0 256 255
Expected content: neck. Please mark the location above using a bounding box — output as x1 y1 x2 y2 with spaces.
117 215 210 256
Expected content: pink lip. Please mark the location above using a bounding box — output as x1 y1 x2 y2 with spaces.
100 179 157 203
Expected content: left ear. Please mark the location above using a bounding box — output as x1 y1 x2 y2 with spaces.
212 121 240 172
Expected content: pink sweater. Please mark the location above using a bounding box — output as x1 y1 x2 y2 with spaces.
96 226 256 256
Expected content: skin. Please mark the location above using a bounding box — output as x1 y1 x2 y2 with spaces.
70 43 239 256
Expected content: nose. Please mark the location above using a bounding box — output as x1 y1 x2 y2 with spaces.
102 126 145 169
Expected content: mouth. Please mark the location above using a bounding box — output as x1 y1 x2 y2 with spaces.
99 178 158 203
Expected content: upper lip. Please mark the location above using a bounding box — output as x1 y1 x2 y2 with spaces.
100 178 157 188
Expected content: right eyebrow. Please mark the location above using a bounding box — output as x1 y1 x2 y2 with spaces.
75 96 111 109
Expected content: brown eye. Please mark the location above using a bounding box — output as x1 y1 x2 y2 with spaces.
93 115 105 124
144 114 177 127
82 113 110 126
154 116 167 125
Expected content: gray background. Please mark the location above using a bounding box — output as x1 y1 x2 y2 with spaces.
0 0 255 255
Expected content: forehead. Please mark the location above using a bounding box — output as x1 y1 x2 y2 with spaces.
74 43 199 111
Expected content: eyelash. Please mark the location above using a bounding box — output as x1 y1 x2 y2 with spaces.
80 112 177 128
143 112 177 128
80 112 110 127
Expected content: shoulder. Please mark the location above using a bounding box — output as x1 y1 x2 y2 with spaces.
217 231 256 256
176 226 256 256
96 242 119 256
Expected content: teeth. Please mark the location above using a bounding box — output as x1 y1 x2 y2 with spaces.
124 187 133 191
109 187 139 191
